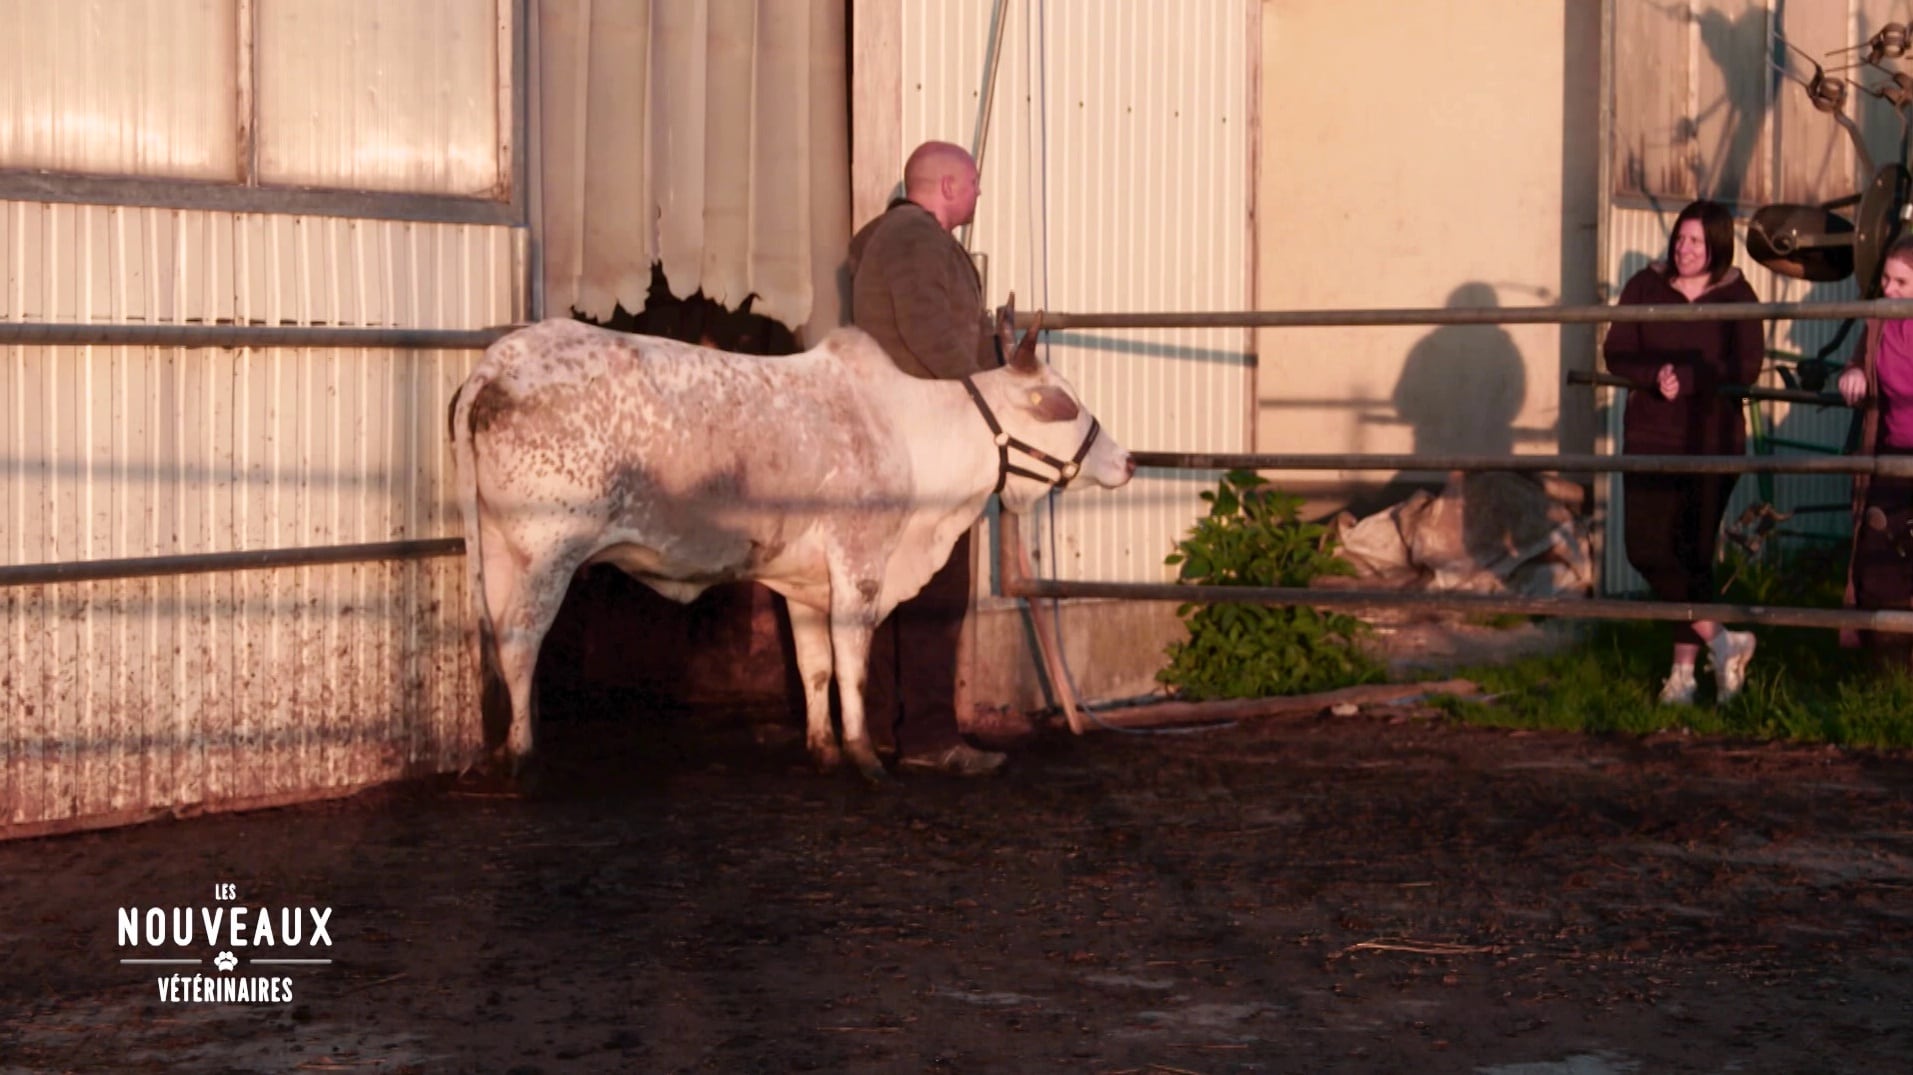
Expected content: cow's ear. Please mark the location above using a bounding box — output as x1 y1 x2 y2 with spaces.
994 293 1016 360
1025 384 1079 422
1009 309 1044 374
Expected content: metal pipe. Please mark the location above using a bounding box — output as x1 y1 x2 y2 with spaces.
1567 369 1845 407
0 322 516 350
1007 577 1913 634
1017 298 1913 331
1592 0 1617 601
1126 450 1913 477
525 0 547 321
0 538 463 589
959 0 1012 253
1594 0 1614 308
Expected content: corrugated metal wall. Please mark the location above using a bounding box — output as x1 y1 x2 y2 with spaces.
257 0 505 196
1598 0 1906 594
0 204 516 836
1600 206 1857 594
899 0 1253 584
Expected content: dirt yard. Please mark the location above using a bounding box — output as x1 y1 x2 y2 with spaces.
3 683 1911 1074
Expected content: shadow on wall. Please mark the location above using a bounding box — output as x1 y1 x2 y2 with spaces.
1613 4 1768 202
536 264 806 725
1378 282 1554 574
1691 6 1771 205
1391 282 1527 459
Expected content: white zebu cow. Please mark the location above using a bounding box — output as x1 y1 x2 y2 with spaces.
451 312 1133 780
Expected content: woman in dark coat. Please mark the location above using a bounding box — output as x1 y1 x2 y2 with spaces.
1603 199 1763 706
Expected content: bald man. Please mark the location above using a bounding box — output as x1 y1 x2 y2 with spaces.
848 141 993 378
845 140 1005 777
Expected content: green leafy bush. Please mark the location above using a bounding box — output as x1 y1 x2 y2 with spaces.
1157 470 1383 700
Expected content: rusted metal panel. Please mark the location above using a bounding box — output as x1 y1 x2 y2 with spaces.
0 0 240 181
0 202 511 836
900 0 1254 584
1612 0 1698 201
1 561 477 828
254 0 505 196
1775 2 1855 204
1691 0 1771 206
1614 0 1856 208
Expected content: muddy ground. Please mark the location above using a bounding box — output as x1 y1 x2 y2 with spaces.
2 672 1911 1074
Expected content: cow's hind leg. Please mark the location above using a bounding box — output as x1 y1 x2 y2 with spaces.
827 585 888 782
487 544 582 780
784 600 841 771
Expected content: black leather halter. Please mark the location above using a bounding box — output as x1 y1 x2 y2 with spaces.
961 376 1102 495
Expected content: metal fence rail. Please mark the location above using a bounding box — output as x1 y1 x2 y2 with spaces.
1566 369 1843 407
1009 297 1906 633
10 448 1897 590
1006 578 1913 635
0 321 516 350
2 320 511 587
1017 297 1913 330
1127 451 1912 477
0 539 465 588
4 298 1901 620
1005 449 1909 634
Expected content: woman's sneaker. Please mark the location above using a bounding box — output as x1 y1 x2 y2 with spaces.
1657 663 1697 706
1710 630 1756 704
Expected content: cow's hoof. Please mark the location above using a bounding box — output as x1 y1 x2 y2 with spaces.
507 752 544 795
452 760 518 797
847 746 888 784
480 745 513 779
808 744 845 772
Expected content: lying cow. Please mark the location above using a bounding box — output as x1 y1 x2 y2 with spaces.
450 310 1133 780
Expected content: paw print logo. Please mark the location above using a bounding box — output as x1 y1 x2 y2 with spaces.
214 951 238 973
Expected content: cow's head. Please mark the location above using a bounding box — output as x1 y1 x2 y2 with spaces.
975 300 1135 512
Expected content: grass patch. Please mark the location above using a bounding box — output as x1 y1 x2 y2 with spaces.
1424 541 1913 752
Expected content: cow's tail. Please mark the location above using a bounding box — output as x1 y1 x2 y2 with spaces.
450 365 512 759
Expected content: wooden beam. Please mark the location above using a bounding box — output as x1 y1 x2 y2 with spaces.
1082 679 1483 731
849 0 902 230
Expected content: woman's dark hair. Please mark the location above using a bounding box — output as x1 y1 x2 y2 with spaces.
1885 233 1913 270
1664 199 1737 283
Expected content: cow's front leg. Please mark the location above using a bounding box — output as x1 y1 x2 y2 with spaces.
828 596 888 783
784 599 841 770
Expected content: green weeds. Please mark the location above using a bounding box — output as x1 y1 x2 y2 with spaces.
1159 480 1912 752
1429 541 1913 751
1157 470 1383 700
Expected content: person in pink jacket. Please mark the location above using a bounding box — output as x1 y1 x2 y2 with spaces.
1838 234 1913 666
